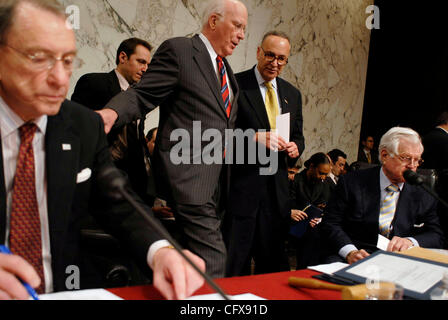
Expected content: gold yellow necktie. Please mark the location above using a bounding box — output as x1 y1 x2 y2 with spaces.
366 152 371 163
379 184 400 237
265 81 279 129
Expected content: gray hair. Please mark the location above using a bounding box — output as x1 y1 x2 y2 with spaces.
378 127 423 161
0 0 65 44
201 0 227 28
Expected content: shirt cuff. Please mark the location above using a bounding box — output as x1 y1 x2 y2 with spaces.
147 239 171 269
339 244 358 260
406 237 419 248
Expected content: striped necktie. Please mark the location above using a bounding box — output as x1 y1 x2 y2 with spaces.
9 123 45 293
379 184 400 237
265 81 279 129
216 56 231 118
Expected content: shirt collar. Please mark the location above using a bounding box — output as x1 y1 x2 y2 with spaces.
254 65 278 90
437 126 448 135
114 69 130 91
199 33 218 61
0 95 47 140
380 166 404 191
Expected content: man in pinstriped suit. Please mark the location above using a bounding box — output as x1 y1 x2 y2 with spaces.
97 0 248 277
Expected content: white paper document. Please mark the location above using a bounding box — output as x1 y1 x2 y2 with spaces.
186 293 266 300
376 234 390 251
39 289 123 300
308 262 349 275
345 253 448 294
275 113 290 142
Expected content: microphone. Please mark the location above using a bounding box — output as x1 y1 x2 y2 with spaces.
403 169 448 210
97 165 230 300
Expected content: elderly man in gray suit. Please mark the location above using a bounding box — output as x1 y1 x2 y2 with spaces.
97 0 248 277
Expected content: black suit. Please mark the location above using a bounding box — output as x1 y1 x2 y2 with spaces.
320 166 444 261
105 35 239 277
0 100 161 291
71 70 152 204
225 67 305 276
357 148 379 164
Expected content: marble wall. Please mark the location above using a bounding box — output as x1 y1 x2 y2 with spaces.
61 0 373 163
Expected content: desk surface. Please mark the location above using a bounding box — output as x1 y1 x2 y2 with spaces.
108 269 342 300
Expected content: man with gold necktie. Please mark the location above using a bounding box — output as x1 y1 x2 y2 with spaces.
321 127 444 265
226 31 305 276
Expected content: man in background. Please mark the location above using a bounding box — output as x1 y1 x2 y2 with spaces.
326 148 347 189
357 134 379 164
225 31 304 276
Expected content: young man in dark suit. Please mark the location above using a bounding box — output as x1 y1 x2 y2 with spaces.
225 31 305 276
71 37 153 204
95 0 248 278
321 127 444 265
0 0 204 300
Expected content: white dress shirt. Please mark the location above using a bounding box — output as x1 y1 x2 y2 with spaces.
0 96 53 293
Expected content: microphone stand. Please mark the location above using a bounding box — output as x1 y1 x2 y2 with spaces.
117 185 231 300
418 182 448 210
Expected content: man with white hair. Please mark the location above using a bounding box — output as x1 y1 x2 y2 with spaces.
97 0 248 277
321 127 444 264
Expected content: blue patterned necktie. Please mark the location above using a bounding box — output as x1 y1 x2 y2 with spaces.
379 184 400 237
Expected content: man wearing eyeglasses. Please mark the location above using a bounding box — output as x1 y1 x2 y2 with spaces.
225 31 304 276
320 127 444 265
0 0 204 300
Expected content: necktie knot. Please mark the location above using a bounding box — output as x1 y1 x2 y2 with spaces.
265 81 273 90
19 123 37 144
386 184 399 193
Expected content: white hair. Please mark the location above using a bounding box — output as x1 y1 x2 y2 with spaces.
378 127 423 161
201 0 227 27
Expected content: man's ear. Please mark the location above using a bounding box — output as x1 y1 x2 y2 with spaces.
118 51 128 64
209 14 219 30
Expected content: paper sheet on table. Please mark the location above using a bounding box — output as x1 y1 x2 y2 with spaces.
186 293 266 300
307 262 348 275
377 234 390 251
275 113 290 142
39 289 123 300
343 253 448 294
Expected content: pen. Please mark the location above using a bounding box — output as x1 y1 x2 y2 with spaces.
0 245 40 300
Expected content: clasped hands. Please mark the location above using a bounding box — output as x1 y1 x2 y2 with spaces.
290 209 321 228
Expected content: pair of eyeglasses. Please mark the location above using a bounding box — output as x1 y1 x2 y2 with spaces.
2 43 81 72
396 154 424 167
260 47 288 66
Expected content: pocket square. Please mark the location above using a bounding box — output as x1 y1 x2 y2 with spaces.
413 223 425 228
76 168 91 184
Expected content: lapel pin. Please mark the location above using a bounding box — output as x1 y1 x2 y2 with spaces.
62 144 71 151
284 98 288 104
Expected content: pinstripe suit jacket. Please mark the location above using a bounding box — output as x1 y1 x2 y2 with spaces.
106 35 239 205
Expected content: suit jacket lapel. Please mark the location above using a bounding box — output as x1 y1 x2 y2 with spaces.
243 69 271 129
392 183 413 235
45 105 79 243
0 137 6 244
191 35 227 116
277 78 291 115
223 58 239 120
363 167 382 228
108 70 122 96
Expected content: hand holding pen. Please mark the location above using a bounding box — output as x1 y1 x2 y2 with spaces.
0 245 41 300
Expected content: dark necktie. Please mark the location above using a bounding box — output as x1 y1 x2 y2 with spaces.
9 123 45 293
216 56 231 118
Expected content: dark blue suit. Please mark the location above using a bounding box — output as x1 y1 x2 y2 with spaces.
320 166 444 259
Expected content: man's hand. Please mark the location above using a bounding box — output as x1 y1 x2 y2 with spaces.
255 132 287 151
0 253 41 300
152 206 174 219
95 108 118 134
291 209 308 222
346 249 370 264
152 247 205 300
387 236 414 252
309 218 322 228
285 142 299 158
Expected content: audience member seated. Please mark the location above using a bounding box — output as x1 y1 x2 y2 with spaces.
290 152 332 269
320 127 444 265
326 149 347 190
357 134 380 164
